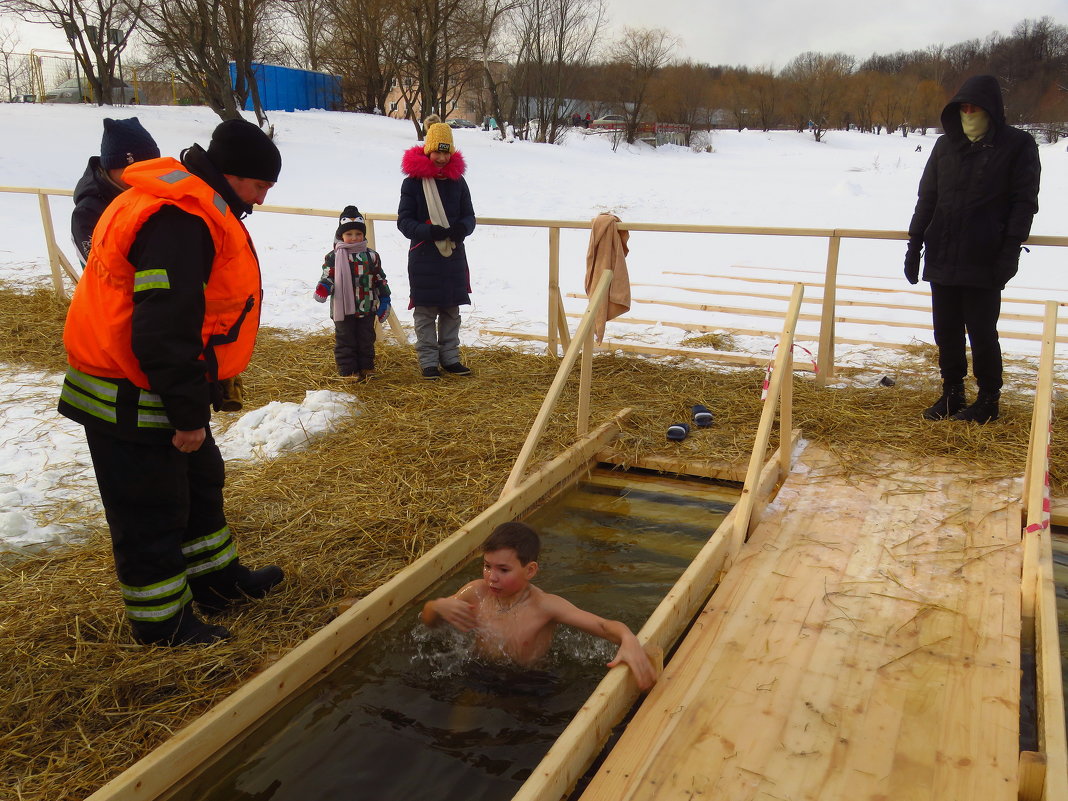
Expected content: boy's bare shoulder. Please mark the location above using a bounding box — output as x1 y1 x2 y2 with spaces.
456 578 489 601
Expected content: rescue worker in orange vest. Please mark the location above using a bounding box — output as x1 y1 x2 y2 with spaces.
58 119 285 646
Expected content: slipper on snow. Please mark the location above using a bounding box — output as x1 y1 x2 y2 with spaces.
666 422 690 441
692 404 714 427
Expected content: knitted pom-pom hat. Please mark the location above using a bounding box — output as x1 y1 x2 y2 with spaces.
423 114 453 155
336 205 366 238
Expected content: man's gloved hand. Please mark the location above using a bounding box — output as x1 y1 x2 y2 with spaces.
429 224 450 241
995 243 1021 290
313 280 331 302
219 374 244 412
448 223 466 243
376 295 391 322
903 242 922 285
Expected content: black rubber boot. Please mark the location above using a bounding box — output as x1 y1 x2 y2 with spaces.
922 383 967 421
132 605 232 646
193 564 285 614
950 389 1000 424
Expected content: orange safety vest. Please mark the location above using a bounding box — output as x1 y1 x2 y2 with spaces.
64 157 261 389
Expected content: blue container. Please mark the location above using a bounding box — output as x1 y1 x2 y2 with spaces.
229 62 341 112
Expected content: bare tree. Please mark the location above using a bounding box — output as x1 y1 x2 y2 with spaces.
649 60 713 143
0 22 31 99
139 0 237 120
322 0 404 113
781 51 854 142
279 0 329 70
1 0 144 104
393 0 480 137
510 0 605 144
604 26 676 143
464 0 522 139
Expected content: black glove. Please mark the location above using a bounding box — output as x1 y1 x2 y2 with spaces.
903 242 921 285
429 224 449 241
448 223 466 243
995 243 1021 290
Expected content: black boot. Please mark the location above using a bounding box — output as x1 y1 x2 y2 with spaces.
922 383 966 421
132 605 232 646
193 564 285 614
950 389 1000 424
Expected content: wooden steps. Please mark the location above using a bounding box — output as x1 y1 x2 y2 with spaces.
578 444 1024 801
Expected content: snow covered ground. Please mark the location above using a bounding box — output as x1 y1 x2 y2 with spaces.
0 103 1065 552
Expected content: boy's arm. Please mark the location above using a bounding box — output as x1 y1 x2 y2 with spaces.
544 595 657 691
421 580 480 631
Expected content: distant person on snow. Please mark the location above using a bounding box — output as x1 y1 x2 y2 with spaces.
313 205 390 381
71 117 160 268
904 74 1040 424
397 114 476 380
59 119 285 646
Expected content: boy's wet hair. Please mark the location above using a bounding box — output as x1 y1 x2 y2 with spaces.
483 522 540 565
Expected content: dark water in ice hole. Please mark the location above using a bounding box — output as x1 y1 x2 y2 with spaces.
188 473 738 801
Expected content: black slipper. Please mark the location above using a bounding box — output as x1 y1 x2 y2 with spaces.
667 422 690 441
692 404 714 427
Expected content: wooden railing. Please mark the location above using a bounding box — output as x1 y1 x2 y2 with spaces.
5 186 1068 384
1020 300 1068 801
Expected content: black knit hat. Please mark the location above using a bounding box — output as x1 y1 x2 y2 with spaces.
100 117 160 170
206 119 282 182
336 205 366 238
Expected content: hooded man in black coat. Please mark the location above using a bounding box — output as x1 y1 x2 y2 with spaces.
905 74 1040 424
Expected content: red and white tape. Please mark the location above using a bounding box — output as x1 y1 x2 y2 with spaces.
761 343 818 401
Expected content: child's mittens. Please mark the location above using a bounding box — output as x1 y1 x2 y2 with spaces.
313 281 331 303
376 295 391 321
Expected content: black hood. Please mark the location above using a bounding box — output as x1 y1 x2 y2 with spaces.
940 74 1006 139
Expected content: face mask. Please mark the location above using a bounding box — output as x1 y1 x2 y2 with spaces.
960 108 990 142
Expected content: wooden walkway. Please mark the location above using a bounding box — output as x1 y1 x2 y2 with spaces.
580 444 1024 801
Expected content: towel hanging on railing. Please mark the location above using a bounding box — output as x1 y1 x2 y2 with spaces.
584 213 632 343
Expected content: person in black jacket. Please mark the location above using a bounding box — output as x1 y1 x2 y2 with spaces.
905 74 1041 424
397 115 476 380
71 117 160 268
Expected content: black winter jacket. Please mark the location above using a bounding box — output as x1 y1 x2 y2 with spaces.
397 146 476 307
907 74 1040 289
71 157 125 267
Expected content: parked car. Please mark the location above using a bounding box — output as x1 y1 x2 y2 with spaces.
447 118 476 129
8 94 35 103
592 114 626 126
43 76 136 104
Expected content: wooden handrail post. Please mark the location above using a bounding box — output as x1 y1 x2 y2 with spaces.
38 192 68 298
779 346 793 479
815 234 840 386
548 227 562 356
501 270 613 495
1022 300 1057 627
728 283 804 559
365 218 376 249
577 321 593 436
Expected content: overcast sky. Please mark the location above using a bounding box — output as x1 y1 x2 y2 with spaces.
602 0 1068 68
3 1 1067 69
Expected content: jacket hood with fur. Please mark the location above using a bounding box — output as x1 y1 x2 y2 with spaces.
400 145 466 180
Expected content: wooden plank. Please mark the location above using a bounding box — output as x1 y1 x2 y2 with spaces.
87 412 630 801
596 449 748 482
578 446 1024 801
480 329 811 370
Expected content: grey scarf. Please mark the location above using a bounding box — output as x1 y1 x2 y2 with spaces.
333 240 368 321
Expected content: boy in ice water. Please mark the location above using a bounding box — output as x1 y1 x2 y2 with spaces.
420 522 657 691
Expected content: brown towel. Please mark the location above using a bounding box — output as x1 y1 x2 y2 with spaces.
584 213 631 343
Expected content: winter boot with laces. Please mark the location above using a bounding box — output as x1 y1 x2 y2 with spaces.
950 389 1000 424
922 383 967 421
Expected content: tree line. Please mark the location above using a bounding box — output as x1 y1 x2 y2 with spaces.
2 0 1066 145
